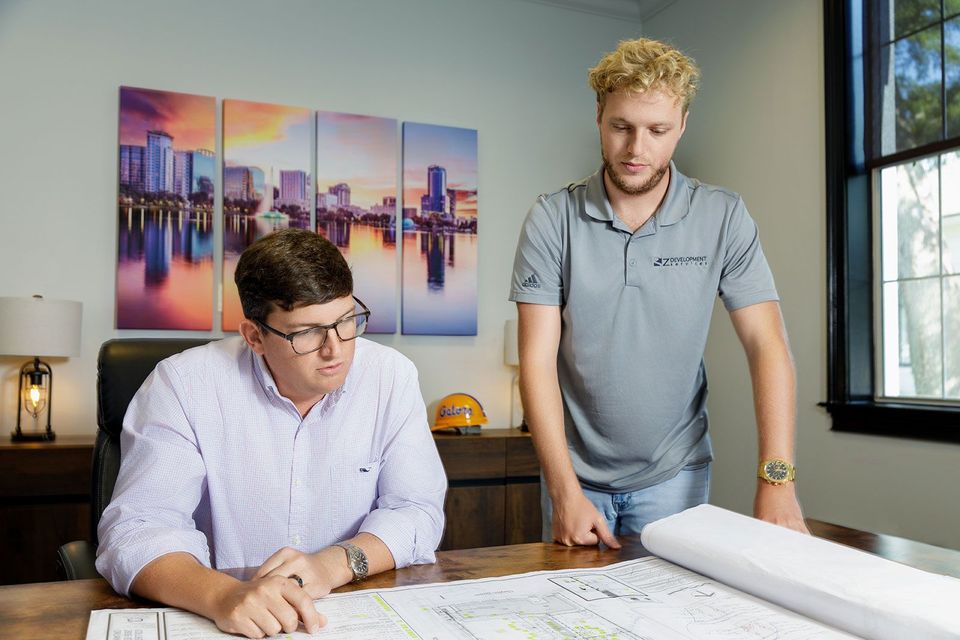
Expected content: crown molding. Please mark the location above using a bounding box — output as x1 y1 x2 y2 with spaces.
516 0 678 22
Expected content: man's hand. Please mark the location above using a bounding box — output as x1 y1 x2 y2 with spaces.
754 482 809 534
209 574 325 638
552 492 621 548
253 546 344 600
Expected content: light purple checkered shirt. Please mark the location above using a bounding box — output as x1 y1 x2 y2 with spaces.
96 337 447 596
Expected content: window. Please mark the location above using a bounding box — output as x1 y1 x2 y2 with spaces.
825 0 960 441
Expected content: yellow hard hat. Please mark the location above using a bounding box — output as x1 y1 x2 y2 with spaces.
432 393 488 431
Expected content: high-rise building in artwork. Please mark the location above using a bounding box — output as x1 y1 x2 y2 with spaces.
279 170 308 209
224 166 255 201
119 144 145 192
173 151 193 199
144 130 174 193
424 165 447 214
329 183 351 207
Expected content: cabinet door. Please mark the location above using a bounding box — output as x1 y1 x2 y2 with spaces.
505 482 542 544
440 485 506 550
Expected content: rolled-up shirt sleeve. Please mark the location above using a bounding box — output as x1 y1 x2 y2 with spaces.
95 359 211 596
358 361 446 567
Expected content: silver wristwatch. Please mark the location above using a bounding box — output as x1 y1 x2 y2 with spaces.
335 542 369 582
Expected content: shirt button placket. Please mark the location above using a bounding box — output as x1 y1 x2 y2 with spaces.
289 425 309 549
626 242 643 288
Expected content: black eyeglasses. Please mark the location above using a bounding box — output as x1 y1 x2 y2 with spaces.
257 297 371 355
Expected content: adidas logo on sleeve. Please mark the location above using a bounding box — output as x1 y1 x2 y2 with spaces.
520 273 541 289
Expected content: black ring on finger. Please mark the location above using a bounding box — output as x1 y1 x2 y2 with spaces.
289 574 303 588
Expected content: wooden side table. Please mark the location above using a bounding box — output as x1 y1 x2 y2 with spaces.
433 428 541 550
0 435 95 585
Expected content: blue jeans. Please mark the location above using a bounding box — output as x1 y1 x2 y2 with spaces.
541 462 711 541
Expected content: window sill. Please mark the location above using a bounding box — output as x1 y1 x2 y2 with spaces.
822 401 960 444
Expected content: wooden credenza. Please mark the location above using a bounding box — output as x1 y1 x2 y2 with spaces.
0 429 540 585
0 436 94 585
433 428 541 550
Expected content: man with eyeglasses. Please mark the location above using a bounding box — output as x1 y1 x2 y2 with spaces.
97 229 447 638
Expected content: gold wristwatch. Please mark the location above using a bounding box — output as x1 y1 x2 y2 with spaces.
757 458 796 485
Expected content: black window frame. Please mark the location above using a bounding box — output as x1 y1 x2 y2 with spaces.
823 0 960 443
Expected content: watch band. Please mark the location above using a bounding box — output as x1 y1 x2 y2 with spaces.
335 542 369 582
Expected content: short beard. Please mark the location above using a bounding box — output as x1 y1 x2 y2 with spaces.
601 151 669 196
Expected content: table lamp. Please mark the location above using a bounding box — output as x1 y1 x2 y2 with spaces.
0 295 82 441
504 319 525 429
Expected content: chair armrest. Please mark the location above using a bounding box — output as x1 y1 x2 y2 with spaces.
56 540 99 580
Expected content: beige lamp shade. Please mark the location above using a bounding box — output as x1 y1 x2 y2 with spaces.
504 319 519 366
0 296 82 357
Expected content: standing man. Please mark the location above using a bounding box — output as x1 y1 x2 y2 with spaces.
510 38 806 548
97 229 447 638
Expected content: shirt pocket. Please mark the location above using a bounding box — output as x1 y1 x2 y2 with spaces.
327 459 381 540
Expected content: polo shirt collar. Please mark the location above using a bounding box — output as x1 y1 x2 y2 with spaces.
584 161 691 227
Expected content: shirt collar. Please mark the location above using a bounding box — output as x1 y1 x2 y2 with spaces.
584 161 691 227
249 344 351 416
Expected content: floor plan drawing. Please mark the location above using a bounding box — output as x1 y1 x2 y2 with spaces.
87 556 858 640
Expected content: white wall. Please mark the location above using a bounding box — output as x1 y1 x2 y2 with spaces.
0 0 638 434
646 0 960 549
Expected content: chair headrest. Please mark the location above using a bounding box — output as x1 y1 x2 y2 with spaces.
97 339 211 437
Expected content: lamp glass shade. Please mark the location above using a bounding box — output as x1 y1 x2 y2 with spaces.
23 378 47 419
0 296 82 357
504 319 519 366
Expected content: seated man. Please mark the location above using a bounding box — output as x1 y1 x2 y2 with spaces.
97 228 447 638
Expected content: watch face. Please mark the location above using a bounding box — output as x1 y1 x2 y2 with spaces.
348 546 369 578
764 460 790 482
354 551 368 576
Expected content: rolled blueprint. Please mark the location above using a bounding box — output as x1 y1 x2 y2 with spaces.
641 504 960 640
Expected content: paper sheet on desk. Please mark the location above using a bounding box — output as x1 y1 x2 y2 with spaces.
641 504 960 640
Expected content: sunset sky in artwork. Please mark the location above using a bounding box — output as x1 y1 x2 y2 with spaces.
223 99 311 172
316 111 397 209
119 87 215 151
403 122 478 216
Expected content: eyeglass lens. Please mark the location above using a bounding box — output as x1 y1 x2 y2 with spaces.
290 313 367 353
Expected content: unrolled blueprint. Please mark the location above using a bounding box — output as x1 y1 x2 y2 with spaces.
86 555 858 639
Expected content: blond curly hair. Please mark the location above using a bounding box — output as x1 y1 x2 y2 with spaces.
588 38 700 114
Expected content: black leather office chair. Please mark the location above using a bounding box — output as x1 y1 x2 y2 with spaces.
56 338 210 580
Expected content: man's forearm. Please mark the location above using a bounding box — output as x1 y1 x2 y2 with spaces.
132 552 238 619
746 334 797 462
520 363 581 500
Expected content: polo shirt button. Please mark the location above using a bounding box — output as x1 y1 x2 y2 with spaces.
629 259 637 266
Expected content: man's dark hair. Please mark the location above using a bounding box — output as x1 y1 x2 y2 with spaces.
234 228 353 323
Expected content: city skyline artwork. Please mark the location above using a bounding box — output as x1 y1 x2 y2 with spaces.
116 86 216 331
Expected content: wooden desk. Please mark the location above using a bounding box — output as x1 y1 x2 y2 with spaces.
2 523 959 639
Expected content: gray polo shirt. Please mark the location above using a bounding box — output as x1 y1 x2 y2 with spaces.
509 163 778 493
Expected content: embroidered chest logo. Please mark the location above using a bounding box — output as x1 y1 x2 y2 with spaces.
521 273 541 288
653 256 708 267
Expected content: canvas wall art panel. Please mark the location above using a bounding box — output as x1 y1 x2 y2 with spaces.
222 100 312 331
116 86 216 330
401 122 478 335
316 111 398 334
